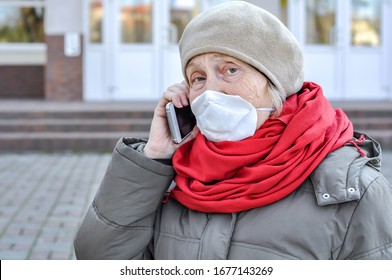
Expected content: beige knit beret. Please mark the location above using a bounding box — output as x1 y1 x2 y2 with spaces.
179 1 304 98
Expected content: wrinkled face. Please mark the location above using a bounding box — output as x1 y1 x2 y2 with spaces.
185 53 274 129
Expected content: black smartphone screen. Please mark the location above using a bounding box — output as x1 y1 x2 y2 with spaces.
175 106 196 138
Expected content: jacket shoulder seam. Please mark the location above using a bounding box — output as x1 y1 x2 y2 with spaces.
338 175 388 259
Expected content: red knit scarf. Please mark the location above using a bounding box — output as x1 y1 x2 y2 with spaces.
171 82 353 213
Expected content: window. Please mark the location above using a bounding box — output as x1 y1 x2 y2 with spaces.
280 0 288 26
306 0 336 45
89 0 103 43
120 0 152 44
169 0 233 44
351 0 381 46
0 0 45 43
169 0 199 43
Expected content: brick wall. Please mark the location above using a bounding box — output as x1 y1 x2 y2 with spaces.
45 35 83 101
0 66 44 99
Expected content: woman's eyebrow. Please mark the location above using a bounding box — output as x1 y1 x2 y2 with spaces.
185 60 201 77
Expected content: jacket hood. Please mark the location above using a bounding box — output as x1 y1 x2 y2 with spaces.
310 132 382 206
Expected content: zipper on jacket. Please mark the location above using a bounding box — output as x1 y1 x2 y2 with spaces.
162 191 171 203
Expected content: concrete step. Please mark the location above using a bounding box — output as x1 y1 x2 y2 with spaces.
0 118 152 132
332 101 392 118
0 101 155 119
0 100 391 152
350 117 392 131
0 112 154 120
0 131 150 152
0 101 155 152
333 101 392 149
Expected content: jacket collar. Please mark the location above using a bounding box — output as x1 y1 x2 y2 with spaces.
310 132 382 206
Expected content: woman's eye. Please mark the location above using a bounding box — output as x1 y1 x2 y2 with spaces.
226 67 238 74
193 77 205 83
190 76 205 88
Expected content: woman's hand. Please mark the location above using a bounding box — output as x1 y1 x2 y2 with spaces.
143 81 199 159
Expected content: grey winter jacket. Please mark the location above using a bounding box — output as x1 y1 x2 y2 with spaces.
74 133 392 259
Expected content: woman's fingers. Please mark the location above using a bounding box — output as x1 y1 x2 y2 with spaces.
163 82 190 107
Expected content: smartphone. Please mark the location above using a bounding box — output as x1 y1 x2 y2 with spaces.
166 102 196 144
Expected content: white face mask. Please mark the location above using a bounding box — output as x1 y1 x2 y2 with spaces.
191 90 274 142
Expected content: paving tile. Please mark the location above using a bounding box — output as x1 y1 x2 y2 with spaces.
0 251 29 260
50 251 72 260
28 251 51 260
0 152 111 260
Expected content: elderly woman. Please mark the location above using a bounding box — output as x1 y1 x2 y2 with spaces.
74 1 392 259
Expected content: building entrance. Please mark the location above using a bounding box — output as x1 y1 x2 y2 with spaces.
289 0 392 100
84 0 226 101
84 0 392 101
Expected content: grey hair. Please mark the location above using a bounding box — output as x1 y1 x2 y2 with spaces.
267 80 284 118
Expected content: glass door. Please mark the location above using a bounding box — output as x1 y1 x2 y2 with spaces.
86 0 303 100
84 0 108 100
84 0 157 100
113 0 156 100
160 0 201 92
84 0 231 101
344 0 388 99
160 0 231 92
292 0 391 100
300 0 342 99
